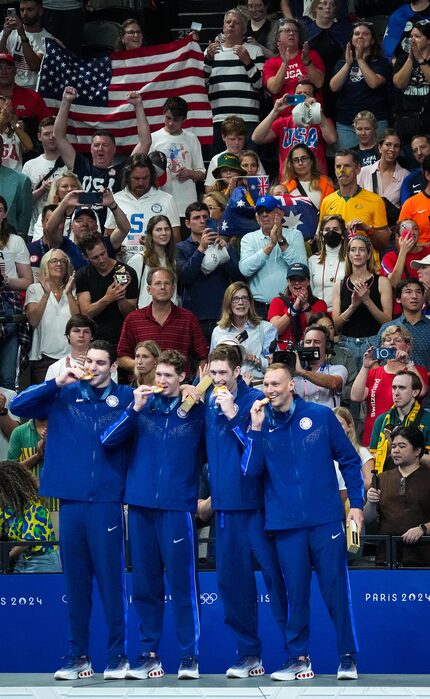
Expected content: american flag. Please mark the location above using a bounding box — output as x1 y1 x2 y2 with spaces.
37 36 213 152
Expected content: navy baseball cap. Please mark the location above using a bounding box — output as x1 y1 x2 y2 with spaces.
255 195 283 212
287 263 310 279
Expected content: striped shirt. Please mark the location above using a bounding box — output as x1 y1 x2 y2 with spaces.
117 303 208 378
204 43 264 124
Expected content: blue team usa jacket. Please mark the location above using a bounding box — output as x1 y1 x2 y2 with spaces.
242 397 364 530
205 377 264 511
101 394 205 512
10 379 134 502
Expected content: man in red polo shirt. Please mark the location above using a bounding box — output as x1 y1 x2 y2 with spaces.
117 266 208 380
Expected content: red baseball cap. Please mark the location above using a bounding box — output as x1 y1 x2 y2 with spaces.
0 53 14 64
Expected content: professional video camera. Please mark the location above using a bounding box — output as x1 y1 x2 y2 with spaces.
272 342 320 372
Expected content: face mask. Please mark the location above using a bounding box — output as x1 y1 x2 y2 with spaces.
324 231 343 248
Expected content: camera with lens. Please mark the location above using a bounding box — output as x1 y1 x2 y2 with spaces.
273 343 320 371
373 347 396 361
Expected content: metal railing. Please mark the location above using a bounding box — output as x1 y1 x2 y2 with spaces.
2 535 430 573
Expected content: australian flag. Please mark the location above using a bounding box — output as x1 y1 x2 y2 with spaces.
247 175 270 199
220 189 319 240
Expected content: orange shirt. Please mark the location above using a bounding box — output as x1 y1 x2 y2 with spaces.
398 191 430 244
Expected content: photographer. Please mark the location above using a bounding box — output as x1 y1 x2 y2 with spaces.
292 324 347 408
351 325 428 446
43 188 130 264
75 233 138 349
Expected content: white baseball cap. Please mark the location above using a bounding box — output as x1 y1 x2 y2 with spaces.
410 254 430 269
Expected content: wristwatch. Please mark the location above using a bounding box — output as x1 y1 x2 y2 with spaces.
419 523 427 535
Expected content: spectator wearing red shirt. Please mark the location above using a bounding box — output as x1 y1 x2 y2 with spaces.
351 324 428 446
380 219 429 315
263 19 324 103
0 52 49 133
268 262 327 349
117 267 208 380
252 79 337 177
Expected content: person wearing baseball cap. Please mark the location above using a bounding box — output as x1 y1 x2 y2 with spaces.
287 262 310 279
0 53 14 65
268 262 327 349
410 255 430 310
0 47 50 127
239 192 307 318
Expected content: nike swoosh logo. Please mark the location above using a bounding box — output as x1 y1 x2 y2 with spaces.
269 427 276 433
417 209 427 214
173 538 184 544
108 526 118 532
331 532 341 540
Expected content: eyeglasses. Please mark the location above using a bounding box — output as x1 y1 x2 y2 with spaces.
124 30 142 36
232 295 250 304
280 27 299 34
399 476 406 496
292 155 311 164
48 258 67 265
353 21 374 28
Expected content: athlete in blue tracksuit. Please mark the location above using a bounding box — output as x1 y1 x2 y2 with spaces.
206 346 289 677
101 350 205 680
242 363 364 681
10 341 133 681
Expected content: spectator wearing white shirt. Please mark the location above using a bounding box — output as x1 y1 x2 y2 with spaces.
22 116 67 238
0 0 56 89
25 248 79 383
358 130 410 210
104 153 181 260
44 313 97 381
210 281 277 381
150 96 205 221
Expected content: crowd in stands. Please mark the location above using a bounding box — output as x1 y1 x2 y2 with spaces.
3 0 430 584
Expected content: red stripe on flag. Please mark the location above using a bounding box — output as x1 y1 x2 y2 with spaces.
40 36 213 153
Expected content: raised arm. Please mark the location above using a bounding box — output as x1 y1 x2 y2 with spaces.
128 92 151 155
53 87 78 170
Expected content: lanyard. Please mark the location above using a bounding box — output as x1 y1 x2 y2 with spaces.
80 380 114 403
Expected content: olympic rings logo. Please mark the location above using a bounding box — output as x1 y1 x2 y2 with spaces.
200 592 218 604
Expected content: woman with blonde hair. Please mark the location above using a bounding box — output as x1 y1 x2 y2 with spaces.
211 281 276 380
332 234 392 371
32 171 83 242
25 249 79 383
352 111 379 166
308 215 347 310
134 340 161 387
202 191 228 223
